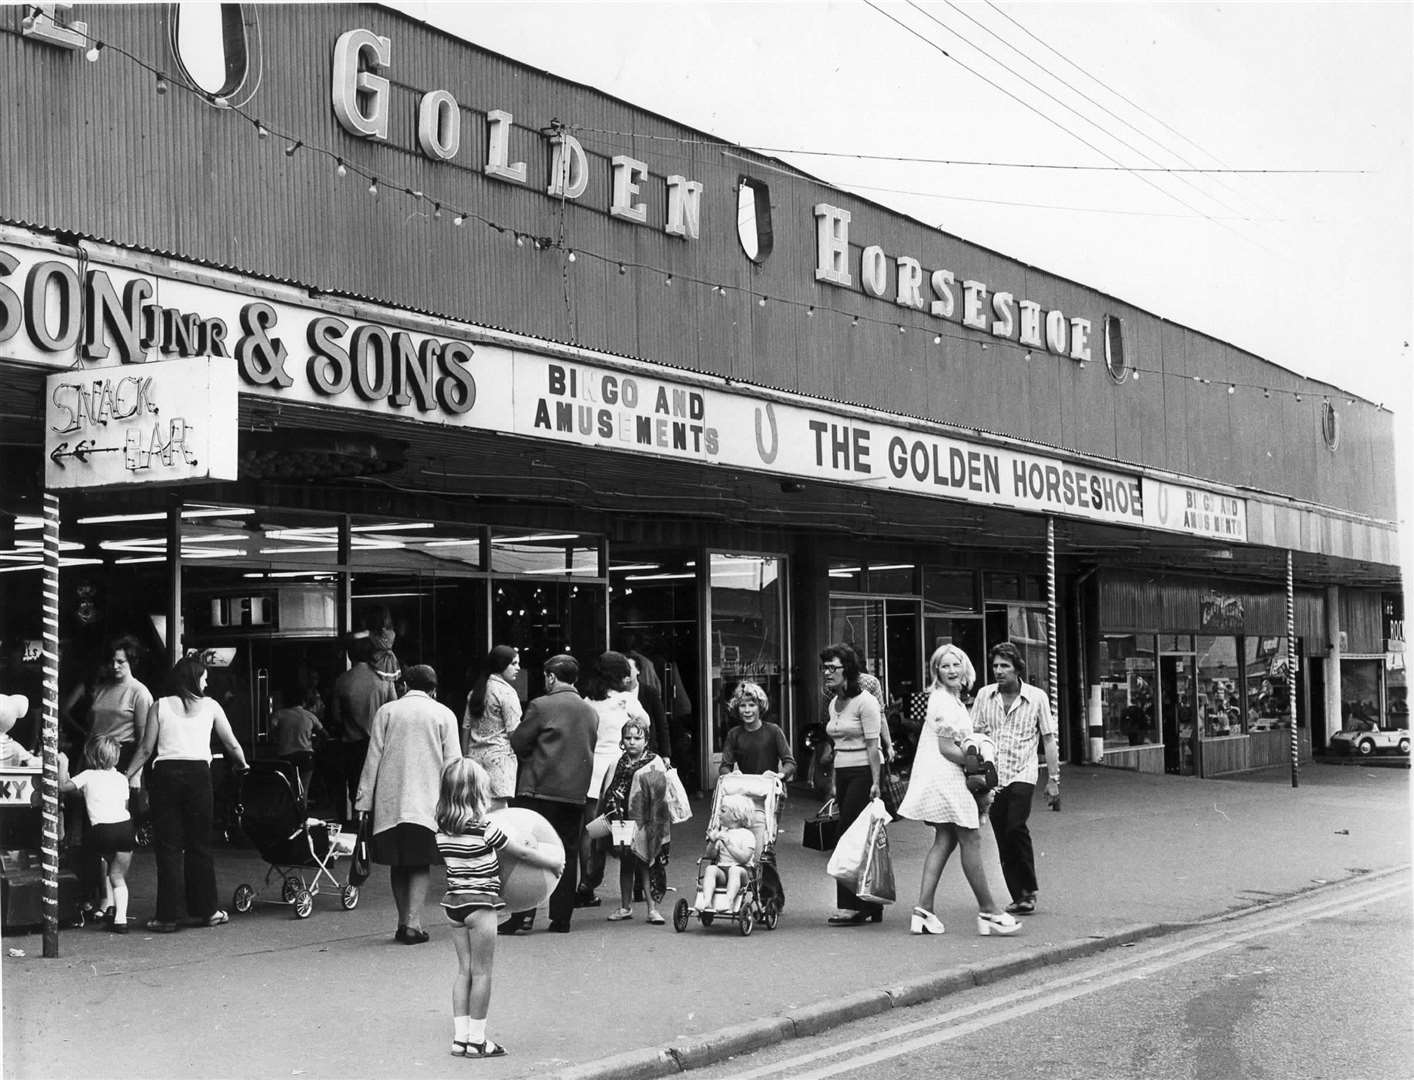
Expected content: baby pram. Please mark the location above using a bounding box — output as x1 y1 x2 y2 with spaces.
230 763 359 919
672 772 784 936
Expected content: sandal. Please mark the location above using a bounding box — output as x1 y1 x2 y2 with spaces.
646 910 665 925
204 910 230 927
607 908 634 921
466 1040 507 1058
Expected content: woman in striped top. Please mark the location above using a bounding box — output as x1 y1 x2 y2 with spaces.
435 758 565 1059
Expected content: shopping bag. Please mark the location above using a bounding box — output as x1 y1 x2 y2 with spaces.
348 813 372 886
856 817 897 905
826 798 889 887
663 767 693 824
802 798 840 851
878 770 908 821
609 819 638 847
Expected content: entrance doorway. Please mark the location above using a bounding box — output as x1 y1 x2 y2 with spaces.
1159 651 1199 776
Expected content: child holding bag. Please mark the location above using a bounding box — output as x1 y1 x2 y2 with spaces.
599 718 667 923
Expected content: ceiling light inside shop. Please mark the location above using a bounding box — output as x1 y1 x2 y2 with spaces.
421 539 481 548
624 572 696 581
241 571 339 580
610 564 660 572
491 533 581 545
351 523 435 532
76 507 255 525
523 565 599 575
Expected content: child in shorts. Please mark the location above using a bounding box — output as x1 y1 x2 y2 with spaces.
435 757 564 1059
60 735 134 933
694 793 757 913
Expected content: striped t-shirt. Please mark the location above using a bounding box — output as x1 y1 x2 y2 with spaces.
435 821 509 902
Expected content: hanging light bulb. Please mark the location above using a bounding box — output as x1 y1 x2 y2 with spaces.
898 325 906 334
453 212 465 226
567 250 577 262
933 334 942 345
368 178 379 197
284 140 300 157
1227 384 1236 395
851 316 859 327
664 274 673 286
1263 388 1271 399
1131 369 1140 382
255 121 269 140
618 264 627 275
806 307 814 317
155 74 169 95
758 296 766 307
336 159 347 178
212 95 229 108
85 42 102 62
432 203 442 219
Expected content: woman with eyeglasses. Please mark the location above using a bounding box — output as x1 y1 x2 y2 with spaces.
820 642 884 926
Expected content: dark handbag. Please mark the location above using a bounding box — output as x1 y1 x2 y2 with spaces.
878 770 908 820
803 798 840 851
348 813 372 886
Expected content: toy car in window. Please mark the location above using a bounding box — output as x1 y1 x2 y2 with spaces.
1329 718 1410 756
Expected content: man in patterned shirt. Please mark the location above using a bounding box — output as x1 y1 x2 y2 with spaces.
970 641 1060 916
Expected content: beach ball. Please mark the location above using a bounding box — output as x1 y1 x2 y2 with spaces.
487 807 564 915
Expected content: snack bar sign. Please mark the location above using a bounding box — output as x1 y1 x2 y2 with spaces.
44 356 238 490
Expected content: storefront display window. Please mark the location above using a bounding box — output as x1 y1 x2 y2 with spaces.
709 553 786 771
1195 635 1242 736
922 569 977 613
489 530 598 576
1243 637 1292 731
1339 659 1383 730
1097 634 1157 747
826 560 862 591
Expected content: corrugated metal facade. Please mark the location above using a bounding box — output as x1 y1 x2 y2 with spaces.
0 3 1398 525
1098 570 1328 648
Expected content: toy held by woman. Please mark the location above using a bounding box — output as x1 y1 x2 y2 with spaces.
436 758 564 1059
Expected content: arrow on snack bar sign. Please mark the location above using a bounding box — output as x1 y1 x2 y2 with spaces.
48 441 120 467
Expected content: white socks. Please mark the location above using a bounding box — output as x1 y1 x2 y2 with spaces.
454 1016 470 1042
112 883 128 924
467 1018 486 1044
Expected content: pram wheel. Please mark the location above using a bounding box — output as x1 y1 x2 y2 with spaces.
762 898 779 930
293 889 314 919
738 908 754 936
340 885 360 910
672 898 689 933
281 876 302 903
232 884 255 914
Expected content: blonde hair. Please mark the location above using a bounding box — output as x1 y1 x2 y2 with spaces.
436 758 491 834
84 734 121 771
728 680 769 719
718 794 754 829
620 716 649 746
928 644 977 692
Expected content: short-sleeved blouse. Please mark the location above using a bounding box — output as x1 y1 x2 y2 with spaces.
587 690 650 797
825 692 881 769
897 688 977 828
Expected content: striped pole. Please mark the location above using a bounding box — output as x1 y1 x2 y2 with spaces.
1287 550 1299 789
41 492 61 957
1046 516 1059 710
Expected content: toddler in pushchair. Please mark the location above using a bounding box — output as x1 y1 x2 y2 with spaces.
672 772 783 936
230 763 360 919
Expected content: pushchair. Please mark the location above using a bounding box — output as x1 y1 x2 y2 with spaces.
230 763 360 919
672 772 784 936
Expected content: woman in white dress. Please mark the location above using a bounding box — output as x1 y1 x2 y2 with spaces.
898 644 1019 938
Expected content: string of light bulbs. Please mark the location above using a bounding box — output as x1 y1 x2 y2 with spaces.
10 13 1387 415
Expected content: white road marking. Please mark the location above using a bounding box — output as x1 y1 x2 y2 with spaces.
724 877 1410 1080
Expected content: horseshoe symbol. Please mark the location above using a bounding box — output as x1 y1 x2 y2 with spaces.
754 403 779 464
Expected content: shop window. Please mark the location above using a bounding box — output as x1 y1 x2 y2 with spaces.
827 560 863 591
1243 637 1291 731
351 516 483 573
983 571 1044 602
169 3 262 107
1339 658 1384 730
1097 634 1157 747
736 178 773 263
923 568 977 613
489 530 599 577
1195 635 1242 736
866 563 915 594
494 579 605 687
710 553 787 770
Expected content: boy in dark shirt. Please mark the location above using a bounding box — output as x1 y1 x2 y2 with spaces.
718 680 796 780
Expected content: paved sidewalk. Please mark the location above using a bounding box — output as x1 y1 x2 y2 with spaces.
2 763 1409 1079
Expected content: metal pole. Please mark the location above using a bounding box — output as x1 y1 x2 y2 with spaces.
1287 550 1299 789
1046 516 1059 709
40 492 61 957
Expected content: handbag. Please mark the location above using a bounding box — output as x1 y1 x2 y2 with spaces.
802 797 840 851
878 769 908 820
856 816 896 905
348 812 372 886
663 767 692 824
609 819 638 847
584 813 612 840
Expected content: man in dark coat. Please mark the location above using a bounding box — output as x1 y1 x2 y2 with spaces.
503 654 598 934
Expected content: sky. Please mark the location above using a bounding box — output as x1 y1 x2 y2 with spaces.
389 0 1411 413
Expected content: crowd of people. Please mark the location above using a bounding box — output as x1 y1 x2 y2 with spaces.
46 630 1059 1059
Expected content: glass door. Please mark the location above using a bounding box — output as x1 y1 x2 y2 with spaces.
708 552 788 786
1159 649 1199 775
